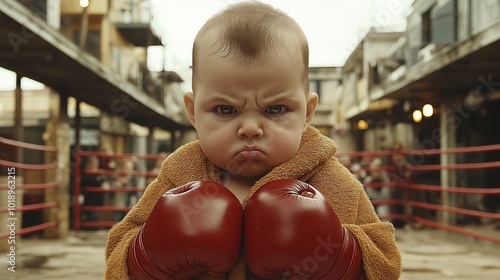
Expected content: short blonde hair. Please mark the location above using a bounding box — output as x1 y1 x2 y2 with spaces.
192 1 309 91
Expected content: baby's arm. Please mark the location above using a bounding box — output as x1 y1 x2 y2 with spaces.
344 188 402 280
104 178 165 279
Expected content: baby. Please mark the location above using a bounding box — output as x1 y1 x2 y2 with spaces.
105 2 402 279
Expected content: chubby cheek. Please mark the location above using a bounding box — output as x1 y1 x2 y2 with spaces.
199 141 227 169
197 124 234 167
273 134 301 155
266 125 303 163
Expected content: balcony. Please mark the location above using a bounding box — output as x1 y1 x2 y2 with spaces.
113 0 162 46
0 0 189 130
115 22 161 46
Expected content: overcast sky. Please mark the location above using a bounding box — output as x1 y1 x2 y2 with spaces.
149 0 412 71
0 0 412 91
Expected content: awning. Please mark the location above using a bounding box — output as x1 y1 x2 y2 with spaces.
0 0 190 131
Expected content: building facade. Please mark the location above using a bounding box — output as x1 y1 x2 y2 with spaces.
339 0 500 153
337 0 500 224
0 0 188 237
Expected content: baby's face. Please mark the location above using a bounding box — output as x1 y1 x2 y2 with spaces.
185 47 317 178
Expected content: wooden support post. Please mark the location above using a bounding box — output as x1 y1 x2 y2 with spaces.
79 2 90 50
14 75 23 168
147 127 154 155
439 102 457 226
44 92 70 238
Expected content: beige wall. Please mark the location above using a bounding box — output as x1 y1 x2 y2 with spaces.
470 0 500 35
60 0 107 15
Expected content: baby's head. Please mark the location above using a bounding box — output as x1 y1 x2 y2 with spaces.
185 1 318 178
192 1 309 92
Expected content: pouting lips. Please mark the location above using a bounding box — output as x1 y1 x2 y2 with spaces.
236 150 264 160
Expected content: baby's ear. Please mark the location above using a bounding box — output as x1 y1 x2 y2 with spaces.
184 92 196 128
305 92 318 127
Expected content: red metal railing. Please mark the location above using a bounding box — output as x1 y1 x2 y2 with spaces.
6 136 498 245
338 144 500 245
0 137 58 239
73 150 167 230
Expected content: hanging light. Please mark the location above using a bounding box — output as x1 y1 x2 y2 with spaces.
422 104 433 117
80 0 89 8
413 110 422 123
357 119 368 130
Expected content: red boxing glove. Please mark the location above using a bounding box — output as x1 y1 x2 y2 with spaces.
244 179 365 280
127 181 243 279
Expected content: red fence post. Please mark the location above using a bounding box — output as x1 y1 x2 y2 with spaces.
74 152 82 231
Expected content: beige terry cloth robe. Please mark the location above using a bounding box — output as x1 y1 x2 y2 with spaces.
105 126 402 280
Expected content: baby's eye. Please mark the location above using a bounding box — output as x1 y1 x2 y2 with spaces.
215 105 236 115
266 105 287 115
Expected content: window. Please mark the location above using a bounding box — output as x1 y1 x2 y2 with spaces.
422 8 432 47
73 30 101 59
309 80 322 100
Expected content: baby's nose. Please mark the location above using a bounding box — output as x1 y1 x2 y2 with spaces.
237 119 264 138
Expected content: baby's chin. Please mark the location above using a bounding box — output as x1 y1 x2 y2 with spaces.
221 166 269 180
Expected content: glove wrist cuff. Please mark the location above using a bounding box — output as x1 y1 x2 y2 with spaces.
323 226 365 280
127 228 170 279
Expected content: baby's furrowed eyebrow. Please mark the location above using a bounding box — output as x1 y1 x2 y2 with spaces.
257 95 301 108
205 95 246 107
